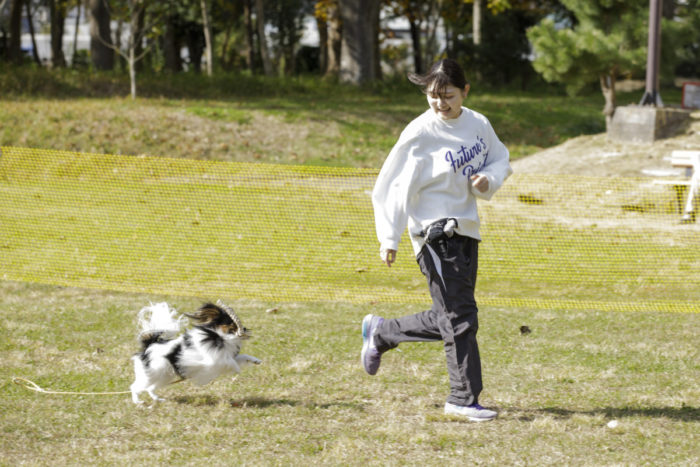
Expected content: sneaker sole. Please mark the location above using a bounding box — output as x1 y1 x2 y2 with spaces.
445 412 496 422
444 406 497 422
362 314 372 341
361 315 376 374
467 416 495 422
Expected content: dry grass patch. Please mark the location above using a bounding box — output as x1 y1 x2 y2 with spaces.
0 99 345 165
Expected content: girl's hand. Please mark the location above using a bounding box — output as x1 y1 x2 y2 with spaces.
470 174 489 193
381 249 397 268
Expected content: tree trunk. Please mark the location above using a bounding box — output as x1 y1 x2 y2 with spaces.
8 0 22 64
472 0 482 80
163 14 182 72
243 0 255 72
200 0 213 76
185 25 204 72
254 0 273 76
72 0 82 65
127 1 147 99
325 3 341 78
408 15 422 74
600 73 616 129
339 0 381 84
662 0 675 19
373 4 381 81
49 0 67 67
129 45 137 99
133 3 145 72
115 18 124 71
473 0 482 45
316 14 328 75
89 0 114 70
423 0 440 68
220 20 233 70
25 0 41 65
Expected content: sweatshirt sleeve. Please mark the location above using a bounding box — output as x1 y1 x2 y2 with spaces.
372 135 421 252
471 118 513 200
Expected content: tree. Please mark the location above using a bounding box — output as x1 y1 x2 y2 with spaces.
89 0 114 70
25 0 41 65
163 9 182 72
469 0 511 80
92 0 163 98
7 0 22 64
671 0 700 78
266 0 311 75
338 0 380 84
390 0 443 74
468 0 511 46
71 0 83 64
200 0 212 75
118 1 160 98
49 0 68 67
527 0 648 128
254 0 273 75
242 0 255 71
315 0 341 78
472 0 481 46
159 1 205 74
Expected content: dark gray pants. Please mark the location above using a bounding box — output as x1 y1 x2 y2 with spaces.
374 234 482 406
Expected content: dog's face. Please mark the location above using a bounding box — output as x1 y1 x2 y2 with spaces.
187 303 252 339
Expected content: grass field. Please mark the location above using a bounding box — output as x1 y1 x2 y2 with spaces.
1 68 672 167
1 70 698 465
2 281 698 465
1 148 698 466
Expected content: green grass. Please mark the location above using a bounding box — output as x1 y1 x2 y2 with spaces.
2 67 679 166
1 69 697 464
1 281 698 465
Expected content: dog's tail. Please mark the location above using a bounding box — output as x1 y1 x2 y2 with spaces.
136 302 187 347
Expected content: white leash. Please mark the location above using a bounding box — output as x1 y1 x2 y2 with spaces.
12 376 131 396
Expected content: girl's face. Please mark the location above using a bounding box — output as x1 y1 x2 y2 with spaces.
426 83 470 120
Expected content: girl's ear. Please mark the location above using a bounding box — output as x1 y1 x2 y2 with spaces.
462 84 471 98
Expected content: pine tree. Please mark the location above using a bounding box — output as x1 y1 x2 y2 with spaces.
527 0 648 128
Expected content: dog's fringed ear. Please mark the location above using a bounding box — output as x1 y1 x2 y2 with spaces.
185 304 221 325
216 299 244 336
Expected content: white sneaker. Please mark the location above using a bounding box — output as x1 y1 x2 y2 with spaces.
444 402 498 422
361 314 384 375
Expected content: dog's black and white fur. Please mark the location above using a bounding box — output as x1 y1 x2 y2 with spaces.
130 300 261 404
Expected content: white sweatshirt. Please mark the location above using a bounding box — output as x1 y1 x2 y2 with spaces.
372 106 513 256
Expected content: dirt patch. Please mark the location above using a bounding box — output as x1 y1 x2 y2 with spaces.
512 110 700 177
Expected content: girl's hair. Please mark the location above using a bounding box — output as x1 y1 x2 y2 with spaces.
407 58 469 96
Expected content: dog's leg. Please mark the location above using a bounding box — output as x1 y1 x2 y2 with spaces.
235 354 262 368
146 386 166 402
131 386 144 404
131 357 147 404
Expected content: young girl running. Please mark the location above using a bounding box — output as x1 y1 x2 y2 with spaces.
361 58 512 421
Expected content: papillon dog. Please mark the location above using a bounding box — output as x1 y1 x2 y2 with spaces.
130 300 261 404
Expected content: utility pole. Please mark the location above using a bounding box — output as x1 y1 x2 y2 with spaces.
640 0 663 106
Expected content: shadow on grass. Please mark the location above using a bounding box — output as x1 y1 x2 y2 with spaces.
229 397 366 411
516 406 700 422
173 394 364 411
